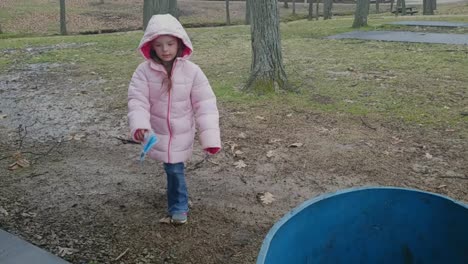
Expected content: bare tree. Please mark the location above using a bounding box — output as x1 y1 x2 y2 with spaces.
143 0 178 30
376 0 380 13
352 0 369 28
323 0 333 20
226 0 231 25
60 0 67 35
390 0 395 13
284 0 289 8
395 0 407 15
245 0 289 93
316 0 320 20
423 0 435 15
292 0 296 15
308 0 314 20
246 0 251 24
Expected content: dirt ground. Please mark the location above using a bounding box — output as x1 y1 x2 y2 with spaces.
0 57 467 263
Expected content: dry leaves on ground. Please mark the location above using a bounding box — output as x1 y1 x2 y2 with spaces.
257 192 275 205
288 142 304 148
8 152 30 171
234 160 247 169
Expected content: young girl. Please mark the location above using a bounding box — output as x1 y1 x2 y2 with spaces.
127 14 221 224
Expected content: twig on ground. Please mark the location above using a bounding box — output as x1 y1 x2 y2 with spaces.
27 171 48 178
438 176 468 180
114 136 139 145
360 117 377 131
16 121 38 151
31 141 62 162
114 248 129 261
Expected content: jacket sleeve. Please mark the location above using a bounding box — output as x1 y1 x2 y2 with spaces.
191 66 221 150
127 65 152 141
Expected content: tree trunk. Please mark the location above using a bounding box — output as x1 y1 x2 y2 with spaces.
323 0 333 20
292 0 296 15
352 0 369 28
245 0 251 24
284 0 289 8
169 0 178 19
60 0 67 35
308 0 313 20
432 0 437 10
316 0 319 20
390 0 394 13
376 0 380 13
0 23 3 34
395 0 401 16
423 0 434 15
245 0 289 93
143 0 179 30
226 0 231 25
401 0 406 15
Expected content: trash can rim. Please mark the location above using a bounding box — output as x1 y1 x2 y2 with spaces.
256 186 468 264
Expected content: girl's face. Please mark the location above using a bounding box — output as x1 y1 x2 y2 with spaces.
152 35 179 63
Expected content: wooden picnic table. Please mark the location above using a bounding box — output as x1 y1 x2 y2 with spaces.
392 6 419 15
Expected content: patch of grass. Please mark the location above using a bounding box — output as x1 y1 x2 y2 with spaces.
0 9 467 135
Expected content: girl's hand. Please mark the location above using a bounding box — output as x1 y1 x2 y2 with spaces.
204 147 220 155
134 129 148 142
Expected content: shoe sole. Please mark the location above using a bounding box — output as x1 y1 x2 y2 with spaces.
171 219 187 225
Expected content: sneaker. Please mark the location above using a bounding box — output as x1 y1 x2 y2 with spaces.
171 212 188 225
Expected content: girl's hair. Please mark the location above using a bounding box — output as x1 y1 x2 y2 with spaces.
149 38 185 92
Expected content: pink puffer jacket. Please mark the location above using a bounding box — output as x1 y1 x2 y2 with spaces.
128 14 221 163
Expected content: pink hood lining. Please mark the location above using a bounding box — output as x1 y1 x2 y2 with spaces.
140 36 192 61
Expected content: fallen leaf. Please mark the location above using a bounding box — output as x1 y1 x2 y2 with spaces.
159 216 171 224
0 207 8 216
58 246 78 257
73 133 86 140
266 150 275 158
268 138 282 144
425 152 433 159
21 212 37 218
8 153 30 170
238 132 247 139
288 143 304 148
255 115 265 120
286 113 293 117
436 185 447 189
231 143 238 153
65 133 87 141
234 150 244 156
391 136 404 144
257 192 275 205
234 160 247 169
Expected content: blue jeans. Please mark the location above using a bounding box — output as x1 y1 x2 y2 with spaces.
163 162 189 215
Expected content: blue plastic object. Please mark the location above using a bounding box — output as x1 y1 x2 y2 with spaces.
140 131 158 163
257 187 468 264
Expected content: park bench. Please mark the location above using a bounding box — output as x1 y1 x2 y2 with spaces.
392 7 418 15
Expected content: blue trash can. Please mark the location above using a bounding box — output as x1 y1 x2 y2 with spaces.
257 187 468 264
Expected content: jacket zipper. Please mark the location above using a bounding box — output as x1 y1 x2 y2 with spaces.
166 59 177 163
